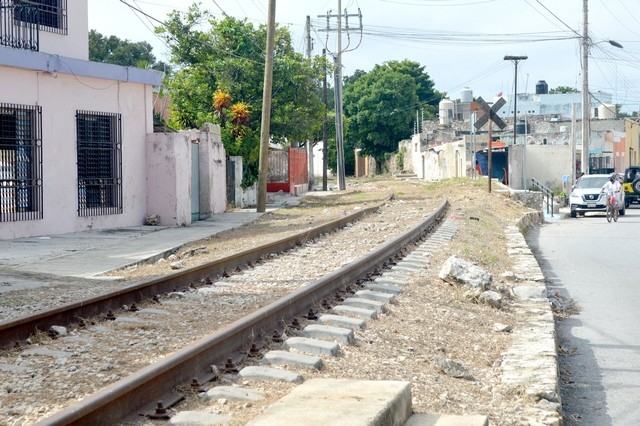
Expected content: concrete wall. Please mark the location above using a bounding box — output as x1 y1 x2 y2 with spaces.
146 133 192 226
510 144 572 192
197 124 227 218
0 66 154 239
146 125 227 226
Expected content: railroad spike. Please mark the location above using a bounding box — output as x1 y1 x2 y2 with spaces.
190 378 204 392
272 330 283 343
289 318 302 330
146 401 172 420
247 343 261 357
223 358 239 374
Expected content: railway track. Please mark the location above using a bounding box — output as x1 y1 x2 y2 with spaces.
1 198 448 425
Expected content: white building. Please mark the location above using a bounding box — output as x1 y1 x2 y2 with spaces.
0 0 163 239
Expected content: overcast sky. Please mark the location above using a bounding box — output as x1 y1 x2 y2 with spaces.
88 0 640 113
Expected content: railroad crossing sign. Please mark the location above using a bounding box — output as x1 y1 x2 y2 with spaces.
473 96 507 131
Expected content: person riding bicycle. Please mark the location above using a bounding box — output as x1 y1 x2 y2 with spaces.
601 173 621 211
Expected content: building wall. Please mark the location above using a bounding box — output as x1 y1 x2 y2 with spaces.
510 144 572 192
0 66 154 239
626 120 640 166
39 0 89 60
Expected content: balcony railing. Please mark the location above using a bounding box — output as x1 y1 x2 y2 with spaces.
0 1 39 51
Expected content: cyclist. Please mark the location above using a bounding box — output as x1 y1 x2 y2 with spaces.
601 173 622 215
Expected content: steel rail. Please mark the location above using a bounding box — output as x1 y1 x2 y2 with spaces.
35 200 448 426
0 204 381 348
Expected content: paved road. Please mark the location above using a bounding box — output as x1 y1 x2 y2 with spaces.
527 207 640 426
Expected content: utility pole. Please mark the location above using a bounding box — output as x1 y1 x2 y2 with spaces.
305 16 314 191
256 0 276 212
581 0 590 175
504 55 527 188
318 2 362 191
335 0 345 190
322 48 328 191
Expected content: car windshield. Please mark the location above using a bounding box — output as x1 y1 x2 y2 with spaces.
575 176 609 189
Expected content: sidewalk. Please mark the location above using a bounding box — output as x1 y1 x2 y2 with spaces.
0 195 302 291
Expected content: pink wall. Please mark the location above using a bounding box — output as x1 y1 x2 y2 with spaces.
0 67 153 239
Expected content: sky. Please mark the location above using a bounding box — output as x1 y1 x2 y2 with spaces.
88 0 640 113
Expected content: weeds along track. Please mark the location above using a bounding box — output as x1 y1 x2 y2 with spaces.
1 199 447 425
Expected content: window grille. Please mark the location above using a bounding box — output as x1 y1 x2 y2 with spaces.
0 103 43 222
14 0 67 34
76 111 122 217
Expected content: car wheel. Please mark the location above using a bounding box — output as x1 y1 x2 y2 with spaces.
633 178 640 195
620 207 625 216
625 199 630 209
570 209 577 218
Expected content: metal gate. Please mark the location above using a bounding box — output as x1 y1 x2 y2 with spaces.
191 142 200 221
226 158 235 208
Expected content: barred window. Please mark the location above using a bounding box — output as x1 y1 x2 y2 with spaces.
14 0 67 34
0 103 43 222
76 111 122 217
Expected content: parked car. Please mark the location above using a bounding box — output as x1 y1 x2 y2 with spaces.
569 174 625 218
622 166 640 208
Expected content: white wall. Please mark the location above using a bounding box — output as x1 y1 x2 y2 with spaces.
39 0 89 60
0 66 153 239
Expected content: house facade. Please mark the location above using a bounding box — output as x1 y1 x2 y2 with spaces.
0 0 163 239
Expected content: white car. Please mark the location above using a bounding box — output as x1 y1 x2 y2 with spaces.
569 174 625 218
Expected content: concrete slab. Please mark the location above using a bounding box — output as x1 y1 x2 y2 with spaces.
332 304 378 320
262 350 324 369
318 314 366 330
237 366 303 383
285 336 340 356
342 297 386 313
404 413 488 426
199 385 265 401
246 378 411 426
169 411 231 425
365 283 404 295
354 289 396 303
303 324 355 344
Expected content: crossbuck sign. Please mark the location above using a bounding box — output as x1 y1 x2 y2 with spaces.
473 96 507 131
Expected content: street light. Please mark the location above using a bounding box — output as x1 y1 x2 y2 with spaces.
581 0 623 175
504 55 527 188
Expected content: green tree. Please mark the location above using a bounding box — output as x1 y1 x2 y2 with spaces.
549 86 578 94
343 65 419 162
157 4 326 186
89 30 171 73
381 59 442 115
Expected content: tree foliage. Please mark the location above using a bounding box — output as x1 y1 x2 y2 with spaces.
549 86 578 94
88 30 170 73
156 4 327 187
343 60 438 162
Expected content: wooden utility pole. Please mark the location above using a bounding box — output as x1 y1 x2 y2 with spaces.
305 16 314 191
256 0 276 212
487 122 492 193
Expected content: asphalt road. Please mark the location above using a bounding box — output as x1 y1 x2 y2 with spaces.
527 206 640 425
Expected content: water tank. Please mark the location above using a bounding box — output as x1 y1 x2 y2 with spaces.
460 87 473 103
598 103 615 119
439 99 455 125
535 80 548 95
